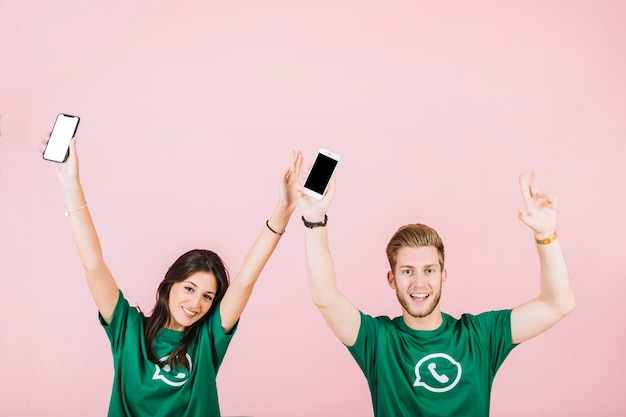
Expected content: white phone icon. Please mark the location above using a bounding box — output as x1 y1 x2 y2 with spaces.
428 363 450 384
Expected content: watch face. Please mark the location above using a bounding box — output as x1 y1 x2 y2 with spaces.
536 232 557 245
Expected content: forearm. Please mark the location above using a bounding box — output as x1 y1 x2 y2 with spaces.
305 226 339 308
536 237 575 315
61 180 106 272
236 202 293 286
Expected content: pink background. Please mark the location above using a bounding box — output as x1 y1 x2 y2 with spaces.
1 1 624 416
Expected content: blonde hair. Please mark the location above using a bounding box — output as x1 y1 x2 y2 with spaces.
385 223 445 270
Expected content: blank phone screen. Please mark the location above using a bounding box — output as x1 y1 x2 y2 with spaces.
304 153 338 194
43 114 79 162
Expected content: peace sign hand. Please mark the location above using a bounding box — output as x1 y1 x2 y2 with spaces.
517 171 557 238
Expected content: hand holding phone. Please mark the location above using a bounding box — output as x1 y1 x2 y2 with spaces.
42 113 80 163
303 148 341 200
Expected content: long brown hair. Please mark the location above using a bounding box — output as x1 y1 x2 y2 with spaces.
142 249 230 370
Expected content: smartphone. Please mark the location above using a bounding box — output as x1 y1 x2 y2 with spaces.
303 148 341 200
43 113 80 163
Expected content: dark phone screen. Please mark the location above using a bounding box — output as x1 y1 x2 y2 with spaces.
304 153 338 194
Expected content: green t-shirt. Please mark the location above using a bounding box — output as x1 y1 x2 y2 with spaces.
99 290 237 417
348 310 517 417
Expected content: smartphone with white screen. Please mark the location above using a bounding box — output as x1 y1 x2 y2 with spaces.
303 148 341 200
43 113 80 163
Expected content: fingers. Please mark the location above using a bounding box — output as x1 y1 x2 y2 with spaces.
517 207 529 224
518 174 532 208
38 139 47 155
529 170 538 197
537 191 557 210
292 150 303 175
298 161 311 185
38 133 51 156
67 137 78 162
520 170 552 205
285 150 304 185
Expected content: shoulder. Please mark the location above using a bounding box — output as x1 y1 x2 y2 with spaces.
200 303 237 339
454 310 513 334
100 290 142 328
360 311 395 326
357 311 401 336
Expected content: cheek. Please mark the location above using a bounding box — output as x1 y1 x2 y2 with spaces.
431 276 443 289
201 299 215 311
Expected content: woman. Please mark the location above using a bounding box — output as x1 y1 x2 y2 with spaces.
41 135 301 416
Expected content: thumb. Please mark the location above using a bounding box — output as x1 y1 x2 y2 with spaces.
517 208 529 225
324 177 337 201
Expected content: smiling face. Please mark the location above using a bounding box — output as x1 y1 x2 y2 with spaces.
388 246 447 330
166 271 218 331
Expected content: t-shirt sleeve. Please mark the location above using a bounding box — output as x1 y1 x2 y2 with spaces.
204 302 238 372
99 289 138 353
346 311 380 381
473 309 518 375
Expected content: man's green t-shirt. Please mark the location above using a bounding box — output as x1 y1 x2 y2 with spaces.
99 290 237 417
348 310 517 417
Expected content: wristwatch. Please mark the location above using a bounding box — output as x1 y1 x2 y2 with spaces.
535 231 557 245
302 215 328 229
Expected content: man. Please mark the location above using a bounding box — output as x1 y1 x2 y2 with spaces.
297 170 575 417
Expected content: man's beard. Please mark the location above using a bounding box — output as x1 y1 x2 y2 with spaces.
397 288 442 319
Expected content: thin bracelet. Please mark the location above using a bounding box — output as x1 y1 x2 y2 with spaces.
64 203 88 217
266 219 285 235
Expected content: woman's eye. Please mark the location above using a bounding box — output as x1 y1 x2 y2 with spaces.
204 294 213 301
184 286 193 292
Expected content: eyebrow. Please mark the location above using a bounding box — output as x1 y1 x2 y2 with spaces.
399 264 439 269
185 280 216 295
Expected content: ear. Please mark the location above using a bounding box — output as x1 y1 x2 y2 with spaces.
442 269 447 285
387 271 396 289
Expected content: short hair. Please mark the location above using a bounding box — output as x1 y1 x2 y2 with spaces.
385 223 445 271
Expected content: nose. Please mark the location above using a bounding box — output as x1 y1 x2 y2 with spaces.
189 294 203 309
413 272 428 286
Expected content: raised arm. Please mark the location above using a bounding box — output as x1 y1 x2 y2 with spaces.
41 136 119 323
218 151 301 332
510 171 575 344
298 165 361 347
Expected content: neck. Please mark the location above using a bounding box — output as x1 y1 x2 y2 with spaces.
402 309 443 331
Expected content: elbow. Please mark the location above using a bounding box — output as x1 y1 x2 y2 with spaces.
82 258 108 275
311 294 330 309
310 288 337 310
563 295 576 316
557 291 576 318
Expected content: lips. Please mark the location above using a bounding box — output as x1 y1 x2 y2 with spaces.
410 293 429 302
181 306 198 318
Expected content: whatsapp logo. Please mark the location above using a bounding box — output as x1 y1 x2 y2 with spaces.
413 353 462 393
152 354 192 387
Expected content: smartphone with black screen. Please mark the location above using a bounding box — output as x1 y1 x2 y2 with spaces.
43 113 80 163
303 148 341 200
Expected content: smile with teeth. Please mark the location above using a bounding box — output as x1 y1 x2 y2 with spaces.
181 306 198 318
410 293 429 301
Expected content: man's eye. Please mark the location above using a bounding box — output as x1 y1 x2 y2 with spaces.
426 268 434 274
403 269 412 275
